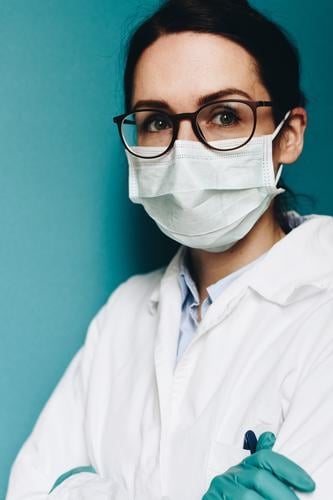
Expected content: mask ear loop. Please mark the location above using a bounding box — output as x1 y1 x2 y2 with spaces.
272 110 292 183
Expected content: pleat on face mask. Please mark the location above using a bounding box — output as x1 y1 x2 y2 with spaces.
126 117 288 252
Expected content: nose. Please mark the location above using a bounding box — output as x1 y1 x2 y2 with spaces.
176 119 198 142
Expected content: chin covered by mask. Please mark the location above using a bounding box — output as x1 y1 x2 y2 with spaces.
126 118 288 253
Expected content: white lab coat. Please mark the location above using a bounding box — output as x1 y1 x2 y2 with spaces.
6 215 333 500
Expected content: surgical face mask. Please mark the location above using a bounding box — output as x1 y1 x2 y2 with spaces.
126 116 289 253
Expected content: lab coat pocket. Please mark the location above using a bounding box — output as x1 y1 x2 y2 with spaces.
206 439 250 483
206 400 283 486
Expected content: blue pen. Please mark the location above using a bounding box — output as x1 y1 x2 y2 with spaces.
243 430 258 454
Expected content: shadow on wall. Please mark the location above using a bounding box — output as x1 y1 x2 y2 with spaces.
125 201 179 273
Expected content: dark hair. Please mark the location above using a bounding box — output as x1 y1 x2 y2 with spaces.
123 0 306 232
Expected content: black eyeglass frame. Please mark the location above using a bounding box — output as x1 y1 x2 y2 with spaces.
113 99 274 159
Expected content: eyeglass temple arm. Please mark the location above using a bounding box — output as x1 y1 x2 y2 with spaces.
113 118 136 125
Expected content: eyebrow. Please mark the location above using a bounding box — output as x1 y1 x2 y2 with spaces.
132 88 253 111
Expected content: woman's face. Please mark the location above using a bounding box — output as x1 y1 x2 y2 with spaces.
132 32 278 149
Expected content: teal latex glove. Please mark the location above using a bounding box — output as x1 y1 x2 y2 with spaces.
202 432 316 499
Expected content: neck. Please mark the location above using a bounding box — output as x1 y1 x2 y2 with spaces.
188 206 285 302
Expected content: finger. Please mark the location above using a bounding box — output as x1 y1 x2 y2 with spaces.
230 466 300 500
242 450 316 492
255 432 276 452
208 474 265 499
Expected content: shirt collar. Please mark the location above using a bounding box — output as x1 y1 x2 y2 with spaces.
178 248 266 308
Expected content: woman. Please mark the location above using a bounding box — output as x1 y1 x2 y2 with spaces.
6 0 333 499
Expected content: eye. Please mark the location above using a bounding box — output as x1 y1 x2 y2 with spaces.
212 109 239 127
141 113 172 133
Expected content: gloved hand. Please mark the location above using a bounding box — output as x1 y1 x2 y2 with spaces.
202 432 316 499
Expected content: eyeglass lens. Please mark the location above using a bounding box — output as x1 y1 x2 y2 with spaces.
121 101 255 158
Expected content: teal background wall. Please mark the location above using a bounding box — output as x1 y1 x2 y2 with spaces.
0 0 332 496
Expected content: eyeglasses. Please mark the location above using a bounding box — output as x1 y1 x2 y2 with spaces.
113 99 273 159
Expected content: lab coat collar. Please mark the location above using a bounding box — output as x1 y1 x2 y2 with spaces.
149 215 333 311
149 215 333 431
178 251 200 309
247 215 333 305
148 246 185 313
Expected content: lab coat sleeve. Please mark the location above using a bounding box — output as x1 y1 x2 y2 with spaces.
274 298 333 499
5 289 130 500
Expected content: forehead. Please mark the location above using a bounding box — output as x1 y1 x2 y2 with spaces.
132 32 269 109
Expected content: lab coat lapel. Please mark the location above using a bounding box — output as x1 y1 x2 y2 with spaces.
178 216 333 423
153 246 248 430
153 248 184 434
178 284 249 425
